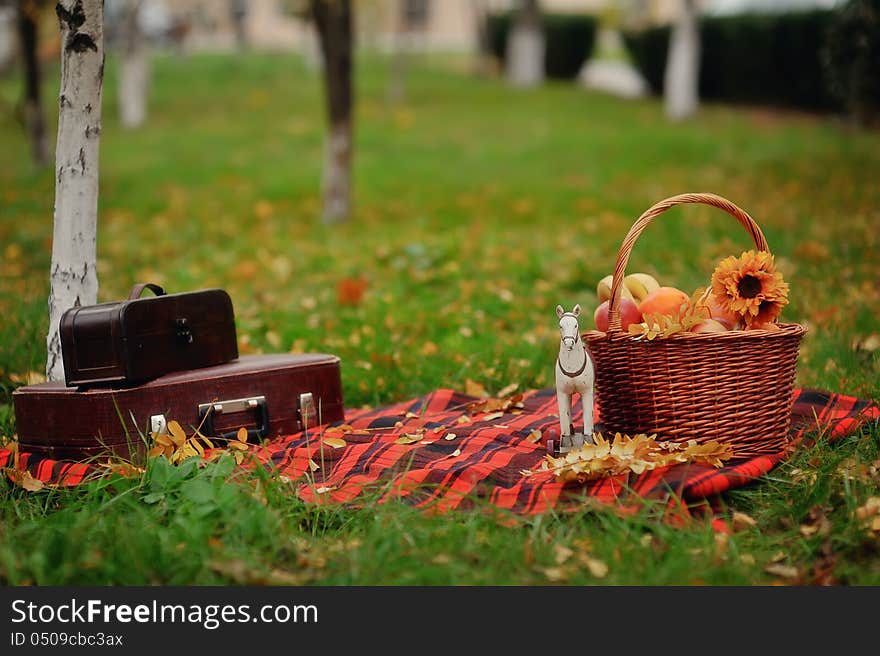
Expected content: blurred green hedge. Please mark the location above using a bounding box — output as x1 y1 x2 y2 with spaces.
622 8 879 114
487 12 598 80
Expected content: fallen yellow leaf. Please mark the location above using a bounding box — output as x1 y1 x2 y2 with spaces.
732 511 757 531
465 379 488 398
554 544 573 564
584 557 608 579
168 420 187 447
496 383 519 398
764 563 799 580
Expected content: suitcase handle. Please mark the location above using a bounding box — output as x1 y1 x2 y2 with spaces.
197 395 269 442
128 283 166 300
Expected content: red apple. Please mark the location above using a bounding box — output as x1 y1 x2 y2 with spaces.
594 298 642 332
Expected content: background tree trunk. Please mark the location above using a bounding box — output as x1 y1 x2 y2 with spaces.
311 0 353 224
118 0 147 129
506 0 544 89
46 0 104 382
664 0 700 121
229 0 247 51
470 0 493 77
0 5 17 75
17 0 49 167
387 0 429 105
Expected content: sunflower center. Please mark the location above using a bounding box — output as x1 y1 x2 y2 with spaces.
737 275 762 299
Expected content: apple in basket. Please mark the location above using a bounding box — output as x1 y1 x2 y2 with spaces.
594 298 642 332
697 291 739 329
637 286 690 319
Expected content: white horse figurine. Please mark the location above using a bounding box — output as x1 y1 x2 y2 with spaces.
555 304 595 449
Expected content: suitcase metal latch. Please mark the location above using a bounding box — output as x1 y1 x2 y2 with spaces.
197 395 268 442
175 317 193 344
299 392 317 429
150 414 168 436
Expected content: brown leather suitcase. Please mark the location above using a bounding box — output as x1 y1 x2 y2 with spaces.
60 283 238 388
12 354 344 461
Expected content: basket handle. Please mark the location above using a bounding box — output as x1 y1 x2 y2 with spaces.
607 192 770 332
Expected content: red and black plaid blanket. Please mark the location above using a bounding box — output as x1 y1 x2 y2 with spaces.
1 387 877 527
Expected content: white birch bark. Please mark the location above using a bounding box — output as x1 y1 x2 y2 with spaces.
506 0 544 89
321 121 351 224
664 0 700 121
46 0 104 382
118 0 148 129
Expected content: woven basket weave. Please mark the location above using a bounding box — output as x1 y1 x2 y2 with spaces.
583 193 807 460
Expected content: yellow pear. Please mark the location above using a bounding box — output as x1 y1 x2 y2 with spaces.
623 273 661 303
597 275 634 303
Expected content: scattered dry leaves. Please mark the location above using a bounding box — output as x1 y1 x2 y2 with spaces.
732 511 758 531
394 431 424 445
336 276 368 306
325 424 355 435
5 467 44 492
799 506 832 537
852 334 880 352
764 563 800 580
467 393 524 416
855 497 880 533
553 544 574 565
523 432 734 482
464 378 488 398
583 556 609 579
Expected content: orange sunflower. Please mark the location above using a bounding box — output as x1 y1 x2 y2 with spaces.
710 250 789 327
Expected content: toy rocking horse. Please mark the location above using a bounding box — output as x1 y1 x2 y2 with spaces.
548 304 595 455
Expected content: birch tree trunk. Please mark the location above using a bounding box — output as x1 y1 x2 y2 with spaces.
118 0 147 129
46 0 103 382
506 0 544 89
664 0 700 121
18 0 49 167
311 0 353 225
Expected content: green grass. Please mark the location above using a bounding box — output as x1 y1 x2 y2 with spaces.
0 51 878 585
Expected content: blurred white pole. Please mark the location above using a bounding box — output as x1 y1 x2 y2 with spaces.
506 0 544 88
119 0 149 129
664 0 700 121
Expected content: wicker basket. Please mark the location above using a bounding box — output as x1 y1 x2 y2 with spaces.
582 193 807 460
